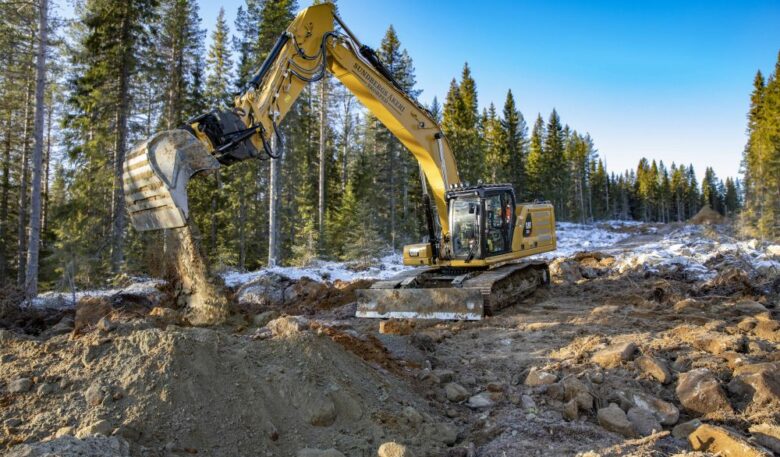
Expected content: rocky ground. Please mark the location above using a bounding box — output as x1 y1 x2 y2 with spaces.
1 222 779 456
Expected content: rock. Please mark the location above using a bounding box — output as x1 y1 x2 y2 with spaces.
749 423 780 454
635 355 672 384
467 392 494 408
36 382 57 396
734 300 768 315
767 244 780 257
401 406 423 425
379 319 415 335
672 419 702 439
306 395 336 426
674 298 705 313
545 382 564 401
520 395 536 411
676 368 732 415
235 274 287 310
563 399 578 421
74 296 113 333
561 376 593 411
76 419 113 438
433 369 455 384
0 329 16 342
591 342 637 368
252 310 280 327
435 422 458 445
626 392 679 426
738 317 758 332
378 442 414 457
444 383 469 402
486 382 506 393
267 316 310 337
591 304 620 315
148 307 181 325
8 377 33 393
524 368 557 386
627 407 662 436
54 426 75 438
597 403 635 438
721 351 749 369
49 317 74 336
692 332 744 355
297 449 346 457
753 319 780 343
4 418 22 433
96 317 115 332
550 259 582 283
728 362 780 407
689 424 771 456
84 383 107 407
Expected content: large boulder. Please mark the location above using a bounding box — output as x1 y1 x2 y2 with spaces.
727 362 780 408
235 274 288 312
635 355 672 384
689 424 771 456
591 342 637 368
524 368 557 386
597 403 635 438
676 368 732 416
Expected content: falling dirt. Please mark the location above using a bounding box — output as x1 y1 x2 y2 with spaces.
166 222 228 326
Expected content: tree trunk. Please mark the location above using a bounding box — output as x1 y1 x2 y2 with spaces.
24 0 48 300
0 109 11 284
318 78 327 249
42 104 52 238
110 11 131 273
268 135 280 266
210 171 220 259
17 83 33 287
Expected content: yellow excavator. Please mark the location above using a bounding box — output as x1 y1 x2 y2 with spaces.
123 3 556 320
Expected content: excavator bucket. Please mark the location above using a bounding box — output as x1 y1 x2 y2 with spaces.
123 130 219 232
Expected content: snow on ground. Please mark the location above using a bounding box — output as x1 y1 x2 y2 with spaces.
608 224 780 280
539 221 634 259
31 279 166 310
221 253 414 287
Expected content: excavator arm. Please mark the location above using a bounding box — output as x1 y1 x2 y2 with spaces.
124 3 459 255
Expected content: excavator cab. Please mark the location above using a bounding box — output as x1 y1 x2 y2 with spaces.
449 185 515 262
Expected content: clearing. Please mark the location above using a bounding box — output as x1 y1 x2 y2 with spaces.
1 221 779 456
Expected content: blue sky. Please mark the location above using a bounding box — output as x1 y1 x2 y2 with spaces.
75 0 780 181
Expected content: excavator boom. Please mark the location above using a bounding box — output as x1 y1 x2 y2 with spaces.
122 3 557 320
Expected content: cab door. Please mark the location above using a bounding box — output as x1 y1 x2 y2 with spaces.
483 190 514 256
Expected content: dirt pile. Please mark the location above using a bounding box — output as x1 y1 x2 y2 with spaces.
689 204 724 225
0 316 456 456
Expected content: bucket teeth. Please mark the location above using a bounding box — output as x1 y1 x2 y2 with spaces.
123 130 219 232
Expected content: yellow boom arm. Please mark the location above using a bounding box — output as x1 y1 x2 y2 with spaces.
196 3 460 237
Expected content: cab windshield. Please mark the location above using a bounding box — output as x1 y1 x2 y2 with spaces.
451 197 480 259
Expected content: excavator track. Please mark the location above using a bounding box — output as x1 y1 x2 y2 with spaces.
356 261 549 320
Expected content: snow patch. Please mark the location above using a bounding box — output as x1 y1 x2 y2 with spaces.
31 279 166 310
221 253 414 287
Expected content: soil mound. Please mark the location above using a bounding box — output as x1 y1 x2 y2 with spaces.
1 325 450 456
689 204 724 225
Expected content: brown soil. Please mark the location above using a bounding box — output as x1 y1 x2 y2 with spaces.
689 205 725 225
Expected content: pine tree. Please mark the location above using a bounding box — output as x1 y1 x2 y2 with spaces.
525 114 545 199
500 89 528 199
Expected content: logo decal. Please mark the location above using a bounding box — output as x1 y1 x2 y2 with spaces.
523 213 533 237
